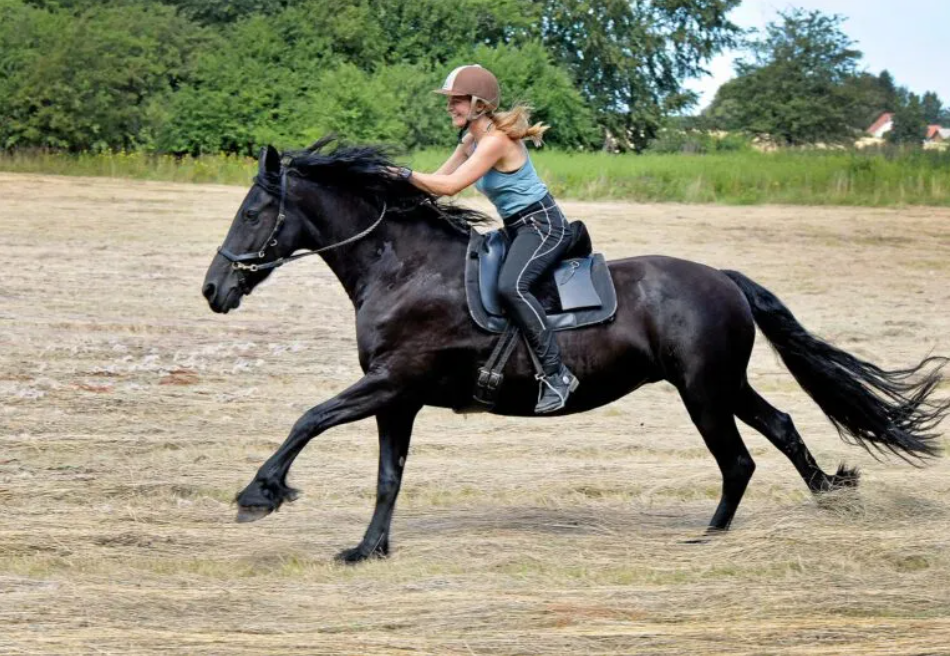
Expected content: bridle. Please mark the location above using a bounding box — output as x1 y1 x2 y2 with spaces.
217 166 387 273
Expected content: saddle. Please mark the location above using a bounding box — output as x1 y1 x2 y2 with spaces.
465 221 618 335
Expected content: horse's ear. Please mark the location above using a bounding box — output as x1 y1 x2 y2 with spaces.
258 145 280 175
306 134 336 153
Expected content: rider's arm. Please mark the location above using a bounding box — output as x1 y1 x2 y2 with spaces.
407 135 505 197
433 133 474 175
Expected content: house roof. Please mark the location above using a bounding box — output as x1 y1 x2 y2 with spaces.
867 112 894 135
925 125 950 140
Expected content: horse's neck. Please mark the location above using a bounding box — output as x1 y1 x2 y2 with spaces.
315 210 467 309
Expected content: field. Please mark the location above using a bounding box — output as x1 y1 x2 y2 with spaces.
3 147 950 206
2 172 950 655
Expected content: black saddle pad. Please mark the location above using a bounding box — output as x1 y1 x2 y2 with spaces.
465 229 618 334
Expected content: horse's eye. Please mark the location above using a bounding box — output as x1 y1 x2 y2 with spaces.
245 210 259 222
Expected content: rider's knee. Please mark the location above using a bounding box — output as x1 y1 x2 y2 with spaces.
497 276 522 304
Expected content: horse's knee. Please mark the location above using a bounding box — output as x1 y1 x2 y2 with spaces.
726 454 755 486
377 473 400 502
738 454 755 478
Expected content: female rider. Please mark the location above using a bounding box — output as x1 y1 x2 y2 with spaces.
394 64 578 414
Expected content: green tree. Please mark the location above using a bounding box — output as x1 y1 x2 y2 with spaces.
156 1 596 153
2 0 740 153
161 0 292 25
538 0 741 151
370 0 536 65
888 93 927 145
921 91 944 125
841 71 901 131
153 9 323 154
0 0 205 150
705 9 861 145
877 70 900 112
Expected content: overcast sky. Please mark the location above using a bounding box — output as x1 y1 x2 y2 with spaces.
687 0 949 110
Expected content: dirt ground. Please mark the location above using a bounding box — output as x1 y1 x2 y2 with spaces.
2 172 949 655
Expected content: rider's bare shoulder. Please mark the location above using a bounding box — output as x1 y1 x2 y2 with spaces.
477 131 510 156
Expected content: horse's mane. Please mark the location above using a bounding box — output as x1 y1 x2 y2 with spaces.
269 135 494 234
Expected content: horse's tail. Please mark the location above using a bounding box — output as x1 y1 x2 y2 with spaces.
722 269 948 462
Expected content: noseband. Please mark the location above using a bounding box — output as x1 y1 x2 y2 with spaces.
217 167 387 273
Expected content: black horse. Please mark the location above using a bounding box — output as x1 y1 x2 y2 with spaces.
202 139 948 563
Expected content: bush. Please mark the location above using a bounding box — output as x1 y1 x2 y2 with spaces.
0 0 204 151
647 130 751 154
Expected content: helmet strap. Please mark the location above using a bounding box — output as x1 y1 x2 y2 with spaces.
467 96 492 121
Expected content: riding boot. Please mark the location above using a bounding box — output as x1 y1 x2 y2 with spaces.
535 364 579 414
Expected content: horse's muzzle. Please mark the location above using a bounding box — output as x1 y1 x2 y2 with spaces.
202 278 243 314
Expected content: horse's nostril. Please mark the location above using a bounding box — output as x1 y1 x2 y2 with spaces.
203 282 216 301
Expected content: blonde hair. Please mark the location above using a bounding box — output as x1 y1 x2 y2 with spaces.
481 102 549 147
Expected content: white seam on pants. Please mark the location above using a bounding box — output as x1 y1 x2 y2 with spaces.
534 205 567 262
516 219 549 328
513 201 565 330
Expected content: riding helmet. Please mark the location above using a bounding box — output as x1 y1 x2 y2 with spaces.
433 65 500 112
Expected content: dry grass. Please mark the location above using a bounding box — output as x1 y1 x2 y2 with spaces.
2 173 950 654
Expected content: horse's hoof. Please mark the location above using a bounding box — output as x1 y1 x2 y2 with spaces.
827 464 861 491
334 545 388 564
235 505 273 523
681 527 726 544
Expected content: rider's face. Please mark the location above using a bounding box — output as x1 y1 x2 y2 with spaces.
447 95 472 128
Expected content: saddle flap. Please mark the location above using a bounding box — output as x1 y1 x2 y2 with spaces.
478 230 509 317
554 257 601 310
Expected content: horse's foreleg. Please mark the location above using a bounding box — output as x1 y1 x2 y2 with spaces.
235 372 401 522
336 405 420 563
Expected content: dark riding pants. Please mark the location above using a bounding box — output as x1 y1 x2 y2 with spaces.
497 194 570 376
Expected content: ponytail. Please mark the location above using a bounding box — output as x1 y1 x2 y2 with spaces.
486 104 549 147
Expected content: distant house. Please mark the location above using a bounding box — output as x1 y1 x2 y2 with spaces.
925 125 950 143
866 113 949 145
867 112 894 138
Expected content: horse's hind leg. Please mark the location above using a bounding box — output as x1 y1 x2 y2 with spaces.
734 383 859 493
680 392 756 532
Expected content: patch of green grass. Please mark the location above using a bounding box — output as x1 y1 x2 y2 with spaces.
411 147 950 206
0 150 255 185
3 147 949 206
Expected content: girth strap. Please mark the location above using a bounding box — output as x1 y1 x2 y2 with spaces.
473 325 520 408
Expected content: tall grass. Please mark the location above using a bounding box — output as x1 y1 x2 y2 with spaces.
410 147 950 206
2 147 949 206
0 150 256 185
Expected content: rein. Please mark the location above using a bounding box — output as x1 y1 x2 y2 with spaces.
218 168 387 273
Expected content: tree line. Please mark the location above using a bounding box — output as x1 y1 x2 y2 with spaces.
1 2 944 155
702 9 948 146
0 0 741 154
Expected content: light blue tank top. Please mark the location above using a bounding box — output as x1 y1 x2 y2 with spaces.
473 143 549 219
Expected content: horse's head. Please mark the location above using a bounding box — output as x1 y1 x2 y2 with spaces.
202 145 310 313
202 137 492 314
